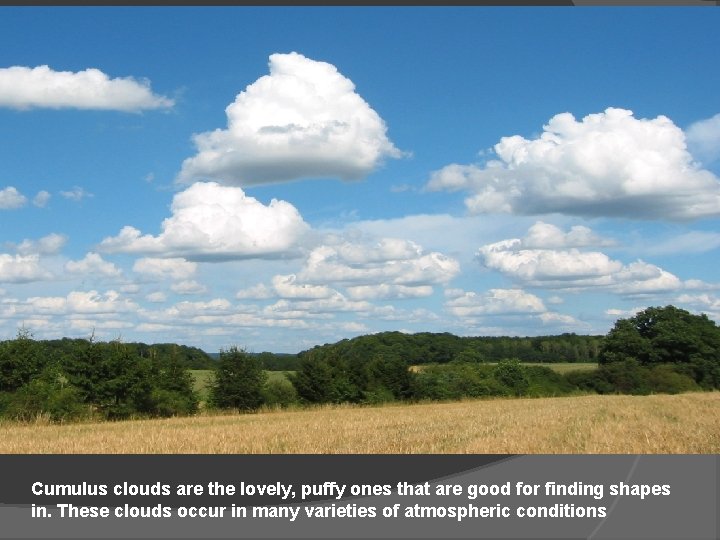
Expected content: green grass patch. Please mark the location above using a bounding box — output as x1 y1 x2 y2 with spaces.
190 370 295 402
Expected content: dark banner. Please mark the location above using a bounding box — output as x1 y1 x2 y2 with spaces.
0 455 716 539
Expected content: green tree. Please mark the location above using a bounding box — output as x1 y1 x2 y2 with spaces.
149 346 199 416
0 329 43 392
210 347 267 411
600 305 720 388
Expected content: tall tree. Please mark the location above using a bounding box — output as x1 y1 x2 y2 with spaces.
210 347 267 411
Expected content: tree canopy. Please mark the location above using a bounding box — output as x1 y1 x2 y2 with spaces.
600 305 720 389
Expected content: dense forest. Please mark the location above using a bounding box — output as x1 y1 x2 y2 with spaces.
1 306 718 422
244 332 605 372
297 331 604 365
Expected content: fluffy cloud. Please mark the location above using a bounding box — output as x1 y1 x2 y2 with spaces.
65 252 122 278
176 52 401 186
0 187 27 209
479 240 623 284
133 257 197 280
170 280 208 295
0 65 173 111
271 274 334 299
298 239 460 287
32 191 51 208
477 225 696 295
0 254 52 283
445 288 546 317
12 233 67 255
99 182 310 260
235 283 274 300
686 112 720 165
25 290 138 315
521 221 614 249
427 108 720 220
346 284 433 300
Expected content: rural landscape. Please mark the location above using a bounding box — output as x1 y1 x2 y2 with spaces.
1 9 719 454
0 305 718 453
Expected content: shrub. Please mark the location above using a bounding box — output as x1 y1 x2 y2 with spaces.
261 378 299 408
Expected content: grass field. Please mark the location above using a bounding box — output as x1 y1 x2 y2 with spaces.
1 392 716 454
410 362 598 373
190 370 294 401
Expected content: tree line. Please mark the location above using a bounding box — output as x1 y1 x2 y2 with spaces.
0 334 201 421
1 305 718 422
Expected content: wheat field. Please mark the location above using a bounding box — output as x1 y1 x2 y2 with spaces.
0 392 717 454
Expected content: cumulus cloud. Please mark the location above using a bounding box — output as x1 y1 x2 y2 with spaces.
133 257 197 280
676 293 720 321
99 182 310 260
0 254 52 283
12 233 67 255
32 190 51 208
346 284 433 300
171 280 208 295
477 225 697 296
0 187 27 209
0 65 173 111
479 239 623 284
235 283 274 300
686 112 720 165
445 288 546 317
176 52 401 186
26 290 138 315
298 239 460 287
427 108 720 220
146 291 167 303
65 252 122 277
271 274 335 299
522 221 614 249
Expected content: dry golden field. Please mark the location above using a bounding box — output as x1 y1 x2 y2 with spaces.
0 392 717 454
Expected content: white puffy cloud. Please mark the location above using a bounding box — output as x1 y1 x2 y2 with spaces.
346 284 433 300
477 225 701 296
171 280 208 295
13 233 67 255
0 187 27 209
99 182 310 260
0 254 52 283
479 239 622 284
445 288 546 317
0 65 173 111
176 52 401 186
25 290 138 315
65 252 122 277
146 291 167 303
33 190 51 208
133 257 197 280
66 290 138 314
605 307 648 319
235 283 274 300
676 293 720 321
298 239 460 287
522 221 614 249
686 112 720 165
537 312 581 326
271 274 335 299
427 108 720 220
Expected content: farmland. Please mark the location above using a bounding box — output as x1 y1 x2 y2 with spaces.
0 392 717 454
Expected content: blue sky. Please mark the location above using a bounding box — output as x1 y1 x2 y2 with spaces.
1 7 719 353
